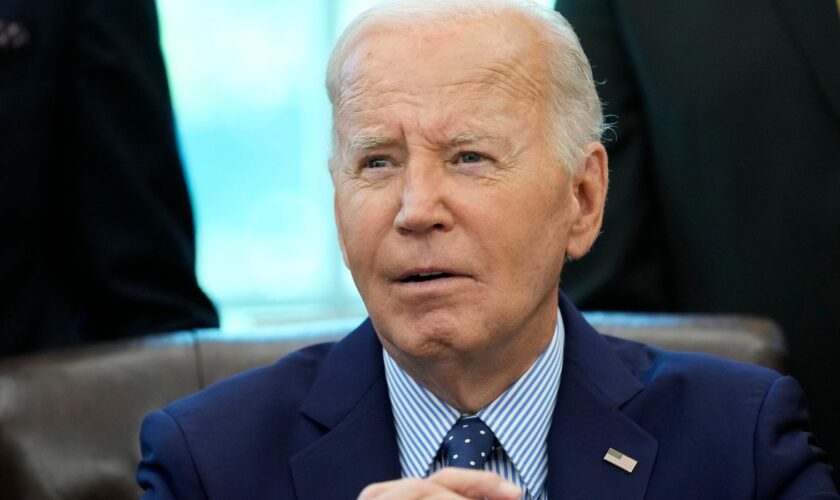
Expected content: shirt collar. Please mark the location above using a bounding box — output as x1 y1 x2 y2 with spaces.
383 309 565 497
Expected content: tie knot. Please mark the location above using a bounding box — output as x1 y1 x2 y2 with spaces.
442 416 498 469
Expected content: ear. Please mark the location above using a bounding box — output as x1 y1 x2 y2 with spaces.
565 142 608 260
334 194 351 269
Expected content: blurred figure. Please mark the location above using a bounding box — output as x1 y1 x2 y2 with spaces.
555 0 840 482
0 0 218 356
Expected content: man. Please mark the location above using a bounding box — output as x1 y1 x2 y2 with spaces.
553 0 840 480
0 0 218 356
137 1 838 498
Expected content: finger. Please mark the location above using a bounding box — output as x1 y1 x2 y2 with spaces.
425 493 471 500
358 478 462 500
429 468 522 500
358 478 419 499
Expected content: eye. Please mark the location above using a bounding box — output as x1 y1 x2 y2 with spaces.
457 151 485 164
363 157 391 169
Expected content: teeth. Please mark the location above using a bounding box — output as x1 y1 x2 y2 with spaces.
417 272 443 277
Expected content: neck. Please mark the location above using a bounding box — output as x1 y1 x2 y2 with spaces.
384 301 558 414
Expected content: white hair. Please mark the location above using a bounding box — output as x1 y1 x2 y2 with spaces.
325 0 604 173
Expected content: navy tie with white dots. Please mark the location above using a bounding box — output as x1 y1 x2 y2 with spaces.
442 415 498 469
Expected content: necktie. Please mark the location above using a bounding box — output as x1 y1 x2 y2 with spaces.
442 415 498 469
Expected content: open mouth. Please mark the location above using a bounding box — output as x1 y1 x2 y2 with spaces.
400 272 455 283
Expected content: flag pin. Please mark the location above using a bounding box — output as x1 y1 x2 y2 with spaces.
603 447 637 473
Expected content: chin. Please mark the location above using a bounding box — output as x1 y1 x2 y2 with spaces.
372 308 479 360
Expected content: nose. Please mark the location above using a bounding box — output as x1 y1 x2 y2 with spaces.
394 159 454 235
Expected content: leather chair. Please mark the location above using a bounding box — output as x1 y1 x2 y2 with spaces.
0 313 785 499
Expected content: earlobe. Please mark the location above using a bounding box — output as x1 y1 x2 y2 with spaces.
565 142 609 260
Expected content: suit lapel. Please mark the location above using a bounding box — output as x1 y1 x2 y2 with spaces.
289 296 659 498
773 0 840 122
545 295 658 499
290 320 400 500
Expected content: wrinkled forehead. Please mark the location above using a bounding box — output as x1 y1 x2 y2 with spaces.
333 17 549 118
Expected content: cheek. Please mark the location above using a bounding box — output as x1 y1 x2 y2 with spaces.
335 192 365 260
495 180 573 275
336 189 393 272
536 186 576 254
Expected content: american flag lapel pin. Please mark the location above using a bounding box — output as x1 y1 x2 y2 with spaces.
603 447 638 473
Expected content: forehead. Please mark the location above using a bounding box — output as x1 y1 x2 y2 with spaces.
333 17 549 137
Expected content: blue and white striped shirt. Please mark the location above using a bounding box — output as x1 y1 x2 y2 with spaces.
382 311 564 500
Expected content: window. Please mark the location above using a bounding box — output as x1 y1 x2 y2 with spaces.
157 0 554 331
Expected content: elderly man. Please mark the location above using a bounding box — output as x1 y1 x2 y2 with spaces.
137 0 837 498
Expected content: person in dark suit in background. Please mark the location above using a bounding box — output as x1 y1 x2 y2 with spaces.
555 0 840 482
0 0 218 357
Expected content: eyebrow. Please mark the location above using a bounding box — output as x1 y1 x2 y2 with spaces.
449 130 508 149
346 135 395 155
344 129 507 155
450 130 486 145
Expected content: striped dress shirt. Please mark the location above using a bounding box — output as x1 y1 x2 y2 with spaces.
383 310 565 500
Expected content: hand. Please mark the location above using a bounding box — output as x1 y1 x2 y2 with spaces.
358 468 522 500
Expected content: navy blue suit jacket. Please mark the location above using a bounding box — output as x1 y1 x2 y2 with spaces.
138 294 838 499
